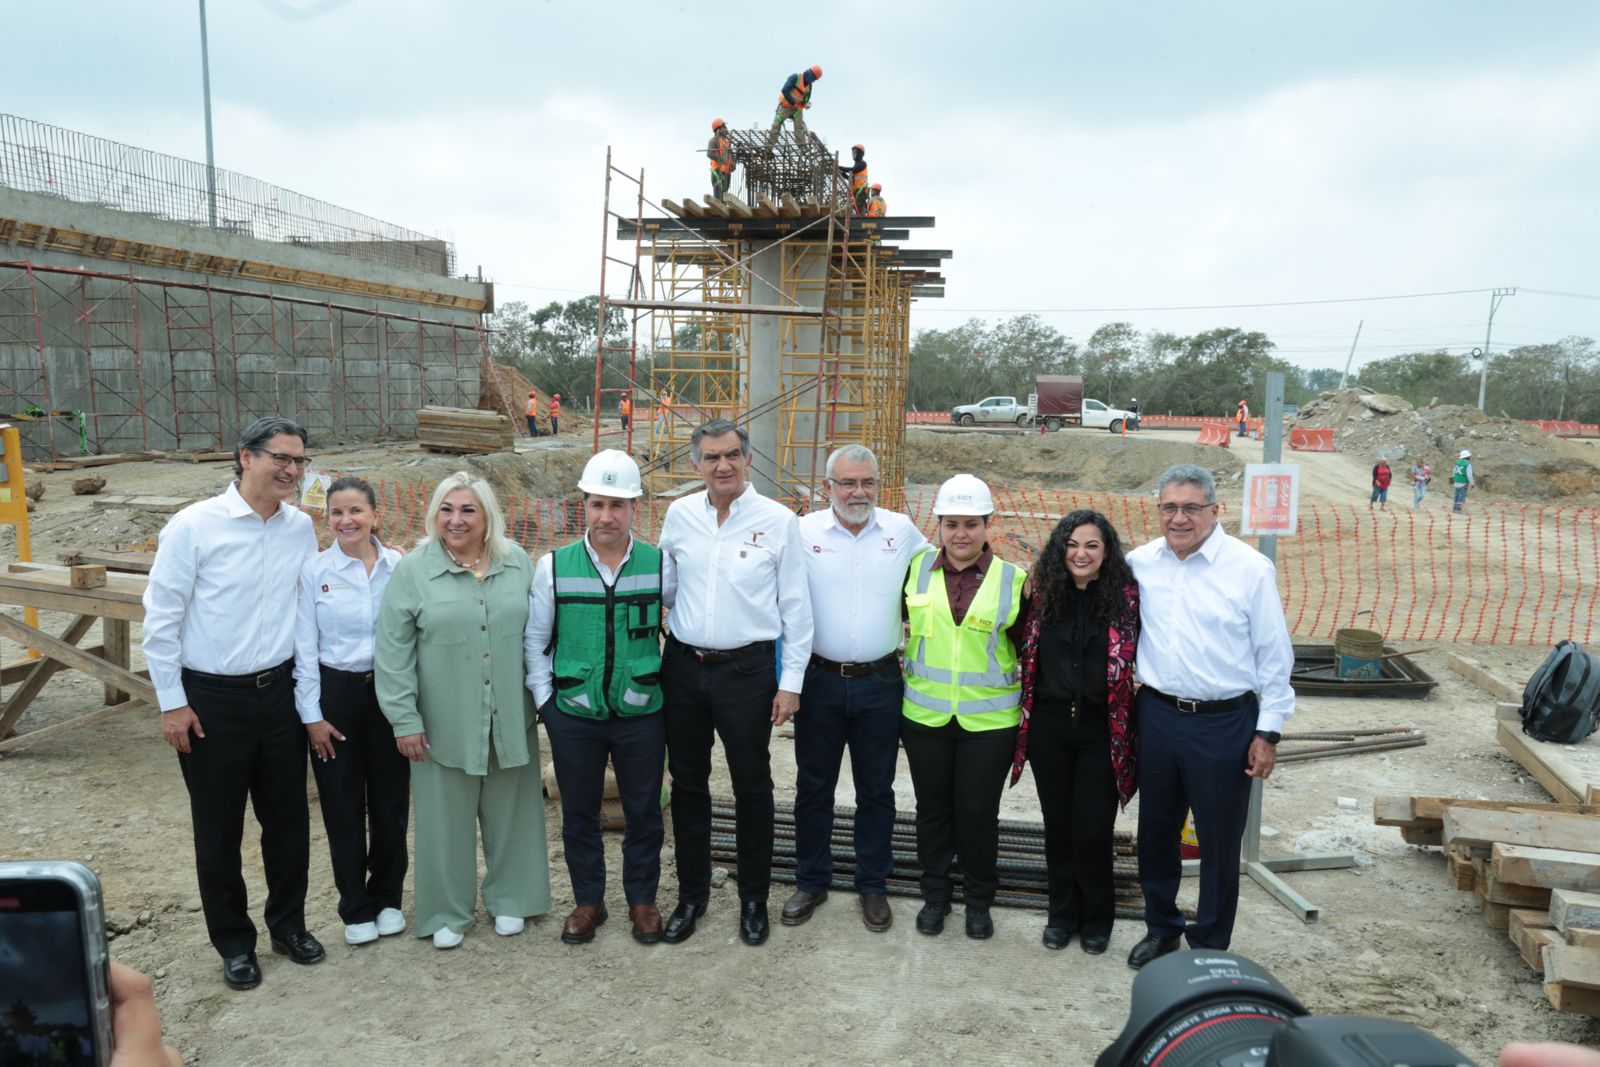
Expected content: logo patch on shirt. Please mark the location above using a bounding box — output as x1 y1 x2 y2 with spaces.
321 584 329 593
812 544 821 553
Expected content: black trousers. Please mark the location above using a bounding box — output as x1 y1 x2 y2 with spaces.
1029 702 1117 936
662 638 776 904
177 665 310 958
1135 689 1257 949
308 666 410 925
543 704 666 906
901 716 1018 909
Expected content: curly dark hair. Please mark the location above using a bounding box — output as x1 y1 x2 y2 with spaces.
1030 509 1134 626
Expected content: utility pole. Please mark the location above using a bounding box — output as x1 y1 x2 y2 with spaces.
198 0 218 229
1337 321 1363 390
1476 288 1516 411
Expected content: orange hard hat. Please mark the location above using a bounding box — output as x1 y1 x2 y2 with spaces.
712 117 726 131
554 393 562 399
809 65 823 79
529 390 536 397
870 183 881 192
853 143 865 153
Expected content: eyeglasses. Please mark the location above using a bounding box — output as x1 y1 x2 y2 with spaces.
258 449 312 470
832 479 878 491
1157 503 1213 517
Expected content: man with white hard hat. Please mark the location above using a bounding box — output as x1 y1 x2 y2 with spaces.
1450 449 1475 514
524 449 669 947
900 473 1031 941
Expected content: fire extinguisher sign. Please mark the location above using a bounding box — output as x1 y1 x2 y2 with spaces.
1241 463 1300 536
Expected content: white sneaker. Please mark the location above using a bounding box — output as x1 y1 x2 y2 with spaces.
432 927 464 949
344 922 379 945
375 908 406 937
493 915 525 937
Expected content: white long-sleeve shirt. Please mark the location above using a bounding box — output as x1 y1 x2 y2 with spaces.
1127 523 1296 734
659 485 812 692
522 533 652 709
141 482 317 712
797 506 928 663
292 538 403 724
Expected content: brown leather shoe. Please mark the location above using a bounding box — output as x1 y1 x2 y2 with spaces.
629 904 663 945
560 903 608 944
781 888 828 926
859 893 892 932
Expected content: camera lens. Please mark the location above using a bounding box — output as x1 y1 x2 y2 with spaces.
1096 952 1307 1067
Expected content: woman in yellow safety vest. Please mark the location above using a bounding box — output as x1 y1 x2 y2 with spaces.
901 473 1030 941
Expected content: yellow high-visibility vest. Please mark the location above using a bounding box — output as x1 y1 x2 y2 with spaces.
902 547 1024 732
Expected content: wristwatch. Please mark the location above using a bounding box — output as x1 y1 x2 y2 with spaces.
1254 730 1282 745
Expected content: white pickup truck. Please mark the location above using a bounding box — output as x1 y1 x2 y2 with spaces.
949 396 1031 426
951 393 1140 432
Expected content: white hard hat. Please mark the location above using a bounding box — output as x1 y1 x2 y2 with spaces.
1459 449 1471 459
577 449 643 498
934 473 995 517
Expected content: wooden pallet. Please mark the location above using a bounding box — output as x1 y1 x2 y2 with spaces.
415 406 514 455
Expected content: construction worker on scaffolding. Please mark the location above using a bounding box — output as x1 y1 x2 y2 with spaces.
709 119 735 200
765 65 822 149
838 144 869 213
865 184 886 218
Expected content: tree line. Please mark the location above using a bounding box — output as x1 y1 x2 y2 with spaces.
488 299 1600 423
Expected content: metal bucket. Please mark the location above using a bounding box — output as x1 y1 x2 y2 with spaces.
1334 627 1385 679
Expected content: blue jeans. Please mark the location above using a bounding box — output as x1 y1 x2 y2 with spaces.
793 661 903 893
1370 486 1388 505
1453 484 1469 512
1413 483 1427 508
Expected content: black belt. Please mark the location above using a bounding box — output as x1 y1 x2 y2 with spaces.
321 665 375 684
183 660 293 690
669 636 774 665
1143 686 1255 715
810 652 899 678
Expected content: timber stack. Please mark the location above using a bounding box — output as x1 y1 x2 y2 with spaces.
416 406 514 454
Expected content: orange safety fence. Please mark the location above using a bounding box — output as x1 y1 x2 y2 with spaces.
1137 415 1233 430
354 479 1597 647
906 411 952 424
1195 424 1231 448
1289 427 1338 452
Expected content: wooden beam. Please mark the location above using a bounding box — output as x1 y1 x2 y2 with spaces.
661 199 683 216
1494 843 1600 894
0 699 145 755
1412 796 1600 821
1486 874 1552 908
756 195 779 217
0 615 96 738
1522 926 1562 972
1542 943 1600 990
0 568 148 622
102 618 131 705
700 196 729 218
1444 807 1600 853
678 198 704 218
780 194 801 217
0 646 102 686
1439 650 1522 701
722 194 754 218
1570 927 1600 950
1496 702 1598 804
58 549 154 575
1552 889 1600 932
0 613 156 708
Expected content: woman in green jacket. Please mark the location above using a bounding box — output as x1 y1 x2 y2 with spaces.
375 471 550 948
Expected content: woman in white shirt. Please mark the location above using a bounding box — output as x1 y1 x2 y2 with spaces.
293 476 408 947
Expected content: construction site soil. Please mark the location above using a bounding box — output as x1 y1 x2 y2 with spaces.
2 425 1597 1064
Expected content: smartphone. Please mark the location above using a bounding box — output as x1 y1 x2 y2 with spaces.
0 861 114 1067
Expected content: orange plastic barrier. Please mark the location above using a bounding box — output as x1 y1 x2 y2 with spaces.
906 411 951 424
1289 427 1337 452
1139 415 1233 430
1195 424 1231 448
1581 424 1600 438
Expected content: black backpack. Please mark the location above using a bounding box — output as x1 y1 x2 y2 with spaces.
1521 640 1600 743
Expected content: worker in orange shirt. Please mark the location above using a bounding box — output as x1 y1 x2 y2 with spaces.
550 393 562 436
619 394 633 432
526 390 541 437
865 183 886 218
765 65 822 149
709 119 735 200
1236 399 1249 437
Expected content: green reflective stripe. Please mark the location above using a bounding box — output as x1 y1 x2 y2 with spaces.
906 659 952 684
614 574 658 594
555 576 606 595
622 688 653 707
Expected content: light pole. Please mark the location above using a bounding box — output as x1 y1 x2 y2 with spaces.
199 0 217 228
1476 287 1516 411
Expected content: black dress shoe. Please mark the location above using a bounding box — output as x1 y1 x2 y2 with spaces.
965 907 994 940
780 888 828 926
222 952 261 990
661 901 707 945
739 900 769 945
1081 933 1111 955
1127 932 1183 970
1042 926 1073 950
915 902 951 936
269 930 326 965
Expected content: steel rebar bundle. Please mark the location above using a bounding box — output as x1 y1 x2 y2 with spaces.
725 129 846 207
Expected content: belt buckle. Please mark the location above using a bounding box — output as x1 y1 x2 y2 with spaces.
255 668 275 689
1175 696 1199 714
692 648 709 663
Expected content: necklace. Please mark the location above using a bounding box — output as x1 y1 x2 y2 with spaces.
444 545 483 571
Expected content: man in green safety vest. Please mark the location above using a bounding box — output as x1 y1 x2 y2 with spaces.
1451 449 1475 514
708 118 735 199
524 449 667 947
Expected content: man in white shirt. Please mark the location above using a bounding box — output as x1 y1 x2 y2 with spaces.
783 445 927 933
1124 463 1295 968
657 418 813 947
524 450 668 948
142 417 322 991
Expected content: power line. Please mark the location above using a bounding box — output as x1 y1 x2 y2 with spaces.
917 287 1504 314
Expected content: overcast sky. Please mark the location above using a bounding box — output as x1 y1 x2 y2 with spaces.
8 0 1599 375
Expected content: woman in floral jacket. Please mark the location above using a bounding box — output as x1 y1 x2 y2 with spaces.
1009 509 1139 955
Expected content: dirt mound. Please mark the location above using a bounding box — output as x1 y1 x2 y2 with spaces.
905 427 1244 494
1292 388 1600 500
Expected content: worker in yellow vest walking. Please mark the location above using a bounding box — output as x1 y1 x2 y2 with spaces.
865 183 886 218
708 119 735 200
765 65 822 149
901 474 1030 941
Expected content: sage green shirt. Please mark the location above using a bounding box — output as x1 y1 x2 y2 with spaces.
376 539 535 775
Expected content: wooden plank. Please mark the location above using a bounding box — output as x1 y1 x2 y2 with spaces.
102 618 130 705
0 646 102 686
1439 650 1522 701
1542 943 1600 990
90 494 194 514
0 613 156 708
1399 824 1443 846
1493 843 1600 894
0 699 145 754
1411 796 1600 821
0 615 96 738
1552 889 1600 932
722 193 754 218
1496 701 1598 805
780 194 801 217
1485 874 1552 908
661 199 683 216
1448 849 1477 891
756 195 779 216
1569 927 1600 950
1481 895 1512 930
59 549 154 574
0 568 147 621
1521 926 1562 971
32 453 150 472
700 196 729 218
1443 807 1600 853
1510 907 1556 943
1545 978 1600 1016
678 198 704 218
1372 795 1415 825
70 565 107 589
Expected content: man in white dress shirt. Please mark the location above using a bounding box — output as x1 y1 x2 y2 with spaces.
657 418 813 947
1124 463 1295 968
142 416 322 990
782 445 927 933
